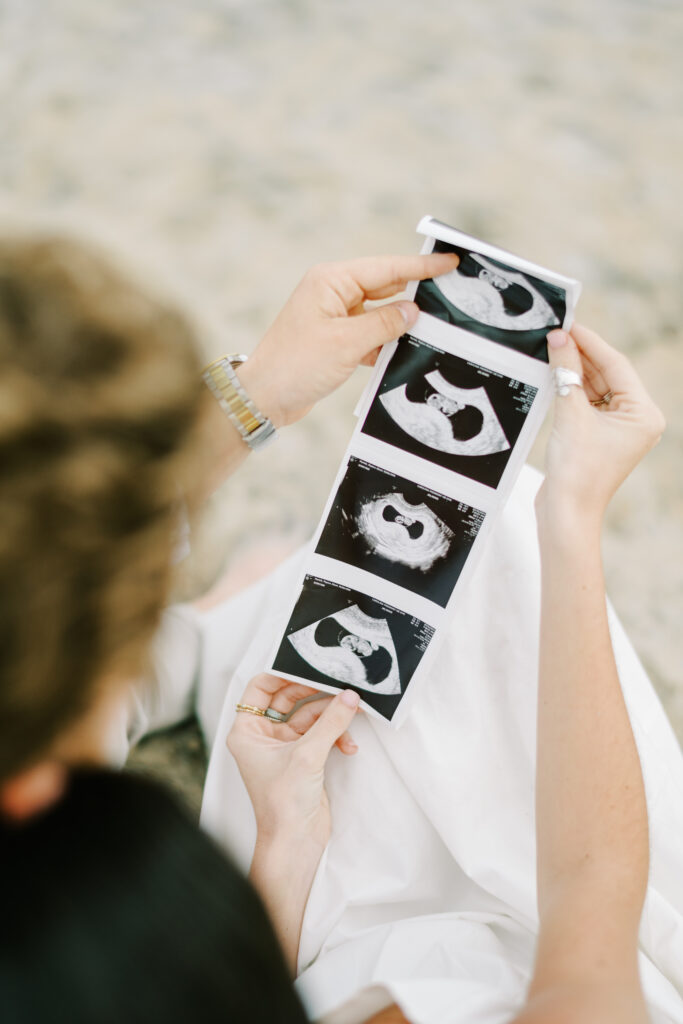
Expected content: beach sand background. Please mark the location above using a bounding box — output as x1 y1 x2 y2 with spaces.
1 0 681 813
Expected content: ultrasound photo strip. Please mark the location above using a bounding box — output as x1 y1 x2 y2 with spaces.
267 218 580 727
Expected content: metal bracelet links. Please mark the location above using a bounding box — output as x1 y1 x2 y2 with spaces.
202 354 277 451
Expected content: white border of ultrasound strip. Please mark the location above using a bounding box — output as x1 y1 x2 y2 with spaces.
266 218 581 727
417 215 583 299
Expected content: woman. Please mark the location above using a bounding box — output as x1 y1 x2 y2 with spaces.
0 230 455 1022
1 233 680 1022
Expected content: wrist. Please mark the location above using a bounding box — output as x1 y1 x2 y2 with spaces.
536 486 604 549
254 813 328 858
236 356 286 431
251 828 325 892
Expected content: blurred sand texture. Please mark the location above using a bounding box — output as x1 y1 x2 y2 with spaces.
1 0 681 811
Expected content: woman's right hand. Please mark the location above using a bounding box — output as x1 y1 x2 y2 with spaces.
237 252 459 429
538 324 665 529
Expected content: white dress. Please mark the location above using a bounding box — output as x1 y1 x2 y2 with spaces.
119 466 683 1024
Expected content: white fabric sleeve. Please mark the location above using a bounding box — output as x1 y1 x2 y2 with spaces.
106 603 203 766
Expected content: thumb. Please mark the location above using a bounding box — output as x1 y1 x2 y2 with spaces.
546 329 588 419
298 689 360 766
339 300 418 358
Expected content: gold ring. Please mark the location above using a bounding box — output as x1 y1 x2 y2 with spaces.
591 390 613 407
235 703 267 718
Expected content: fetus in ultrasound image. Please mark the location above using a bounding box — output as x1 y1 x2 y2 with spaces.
415 239 567 361
273 577 436 720
356 490 451 571
288 602 400 693
316 458 485 607
379 369 509 458
361 336 538 487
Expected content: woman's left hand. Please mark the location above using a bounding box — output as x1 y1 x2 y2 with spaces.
228 674 361 970
539 324 665 529
227 673 360 851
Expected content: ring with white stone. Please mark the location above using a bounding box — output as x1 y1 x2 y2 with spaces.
552 367 583 397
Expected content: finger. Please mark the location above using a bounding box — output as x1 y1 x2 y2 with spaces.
336 730 359 756
546 330 590 418
337 300 418 357
297 689 360 766
570 323 644 398
569 329 611 397
330 252 459 305
284 696 334 734
283 698 359 755
267 684 326 716
579 355 611 404
237 673 318 716
348 252 459 298
282 706 357 754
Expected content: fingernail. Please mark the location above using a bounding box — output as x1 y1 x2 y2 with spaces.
341 689 360 708
396 301 418 327
547 330 568 349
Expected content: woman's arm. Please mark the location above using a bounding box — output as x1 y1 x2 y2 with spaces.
226 674 361 971
196 252 458 495
513 325 665 1024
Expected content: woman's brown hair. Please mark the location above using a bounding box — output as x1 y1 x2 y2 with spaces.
0 234 206 782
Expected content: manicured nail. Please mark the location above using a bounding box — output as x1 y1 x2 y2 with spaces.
547 329 568 349
396 301 418 327
341 689 360 708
